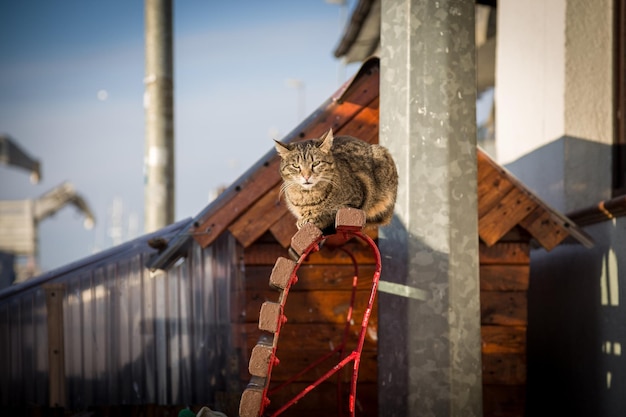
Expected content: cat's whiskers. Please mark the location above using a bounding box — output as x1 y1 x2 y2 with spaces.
279 180 298 199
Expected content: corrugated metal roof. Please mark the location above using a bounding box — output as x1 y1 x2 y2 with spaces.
0 219 243 409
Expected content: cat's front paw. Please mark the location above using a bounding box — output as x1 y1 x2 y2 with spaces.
296 219 313 230
297 217 334 233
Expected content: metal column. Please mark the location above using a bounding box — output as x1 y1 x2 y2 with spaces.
144 0 175 233
378 0 483 415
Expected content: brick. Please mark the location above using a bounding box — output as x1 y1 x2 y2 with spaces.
249 343 274 377
258 301 283 333
269 257 297 290
290 223 322 256
239 387 264 417
335 207 366 231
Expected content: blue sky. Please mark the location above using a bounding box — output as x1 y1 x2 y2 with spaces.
0 0 357 271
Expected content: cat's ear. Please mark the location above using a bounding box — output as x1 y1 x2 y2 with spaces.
318 128 334 153
274 140 291 158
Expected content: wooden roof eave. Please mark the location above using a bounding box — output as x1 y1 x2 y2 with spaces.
147 58 381 270
477 148 594 251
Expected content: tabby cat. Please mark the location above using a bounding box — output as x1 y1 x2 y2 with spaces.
274 129 398 231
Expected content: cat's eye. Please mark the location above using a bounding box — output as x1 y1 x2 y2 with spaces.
291 164 300 169
312 161 321 167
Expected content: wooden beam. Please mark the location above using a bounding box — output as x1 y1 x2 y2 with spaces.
245 264 378 292
481 353 527 385
477 169 515 218
243 323 378 352
519 206 569 251
481 325 527 354
479 242 530 265
480 265 529 291
244 241 376 266
333 97 380 143
228 186 287 248
269 215 298 248
246 290 378 325
477 148 497 183
479 188 538 246
480 291 527 326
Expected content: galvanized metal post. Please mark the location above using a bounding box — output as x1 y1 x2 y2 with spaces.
144 0 175 233
378 0 482 416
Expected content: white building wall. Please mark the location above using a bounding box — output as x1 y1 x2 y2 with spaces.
495 0 566 164
564 0 614 145
495 0 614 213
495 2 625 416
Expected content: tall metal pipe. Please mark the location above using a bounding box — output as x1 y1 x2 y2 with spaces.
144 0 174 233
378 0 482 415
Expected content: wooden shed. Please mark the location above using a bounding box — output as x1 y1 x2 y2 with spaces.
152 58 591 417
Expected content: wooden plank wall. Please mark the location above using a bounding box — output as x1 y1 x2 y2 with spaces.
480 227 529 417
241 228 531 417
243 232 379 417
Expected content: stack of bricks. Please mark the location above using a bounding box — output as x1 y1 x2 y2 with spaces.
238 208 366 417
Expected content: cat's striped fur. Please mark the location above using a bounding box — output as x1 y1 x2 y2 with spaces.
275 129 398 231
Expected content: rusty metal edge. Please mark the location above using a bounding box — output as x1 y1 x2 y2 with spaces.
566 194 626 227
